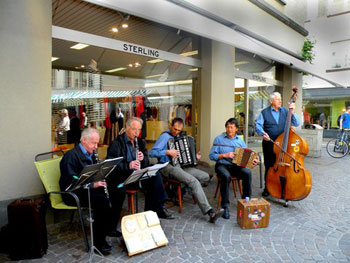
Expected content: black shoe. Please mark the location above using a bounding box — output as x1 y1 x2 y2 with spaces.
262 188 270 197
107 230 122 238
208 208 224 223
222 207 230 219
157 208 175 219
95 241 112 254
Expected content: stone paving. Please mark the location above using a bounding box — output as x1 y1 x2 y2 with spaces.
1 144 350 262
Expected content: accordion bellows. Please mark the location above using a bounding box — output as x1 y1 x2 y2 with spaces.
232 148 258 169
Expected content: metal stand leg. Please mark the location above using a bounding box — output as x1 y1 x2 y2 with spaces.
81 186 115 263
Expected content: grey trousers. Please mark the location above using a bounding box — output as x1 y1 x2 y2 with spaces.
160 164 211 214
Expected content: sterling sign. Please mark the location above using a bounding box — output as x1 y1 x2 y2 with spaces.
122 44 159 58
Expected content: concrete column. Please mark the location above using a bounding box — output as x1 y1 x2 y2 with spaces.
281 66 303 129
244 79 249 145
0 0 51 208
199 39 235 162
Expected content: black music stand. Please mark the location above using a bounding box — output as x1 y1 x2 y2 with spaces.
67 157 123 262
117 162 169 188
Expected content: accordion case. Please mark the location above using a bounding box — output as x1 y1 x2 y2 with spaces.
168 135 197 167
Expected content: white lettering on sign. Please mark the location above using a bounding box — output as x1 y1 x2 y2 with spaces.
123 44 159 58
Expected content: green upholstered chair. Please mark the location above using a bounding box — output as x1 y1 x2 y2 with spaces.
34 151 89 252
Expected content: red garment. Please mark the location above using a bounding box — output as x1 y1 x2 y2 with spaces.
135 95 144 118
104 98 111 129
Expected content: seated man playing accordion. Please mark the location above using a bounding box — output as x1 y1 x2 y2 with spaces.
210 118 259 220
150 117 224 223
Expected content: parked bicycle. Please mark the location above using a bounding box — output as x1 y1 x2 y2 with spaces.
326 129 350 158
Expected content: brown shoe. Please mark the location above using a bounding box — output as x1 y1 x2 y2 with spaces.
208 208 224 223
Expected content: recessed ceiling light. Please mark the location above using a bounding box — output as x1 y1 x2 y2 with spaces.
181 50 198 57
189 68 198 72
234 61 249 66
146 74 164 79
105 67 127 73
111 27 119 33
80 65 85 68
128 63 133 67
121 23 128 28
147 59 164 64
51 57 59 62
70 43 89 50
134 62 141 67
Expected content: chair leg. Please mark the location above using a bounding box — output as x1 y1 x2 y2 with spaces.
231 179 237 198
177 185 182 213
214 180 220 198
69 210 75 225
217 193 221 209
135 192 138 213
238 180 243 198
129 194 135 214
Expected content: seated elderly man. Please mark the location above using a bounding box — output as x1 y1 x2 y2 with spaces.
210 118 258 220
60 128 121 254
106 117 174 219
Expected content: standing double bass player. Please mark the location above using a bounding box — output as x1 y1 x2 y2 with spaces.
255 92 300 197
256 90 312 206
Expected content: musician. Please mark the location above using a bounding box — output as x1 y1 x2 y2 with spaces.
60 128 120 254
210 118 259 219
149 117 224 223
255 92 300 197
106 117 174 219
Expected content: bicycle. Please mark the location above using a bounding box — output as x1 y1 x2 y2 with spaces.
326 129 350 158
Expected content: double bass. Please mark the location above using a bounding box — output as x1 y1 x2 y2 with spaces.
266 88 312 206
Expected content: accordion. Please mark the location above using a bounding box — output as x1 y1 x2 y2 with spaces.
167 136 197 167
232 148 258 169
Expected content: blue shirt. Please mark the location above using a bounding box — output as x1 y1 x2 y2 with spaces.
123 133 137 162
79 143 93 161
209 133 247 165
149 130 173 163
341 113 350 128
255 106 300 135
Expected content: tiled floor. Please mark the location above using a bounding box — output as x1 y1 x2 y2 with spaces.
1 144 350 262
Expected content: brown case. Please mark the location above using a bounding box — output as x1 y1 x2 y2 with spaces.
237 198 270 229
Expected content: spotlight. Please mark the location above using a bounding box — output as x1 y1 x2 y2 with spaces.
111 27 119 33
122 23 128 28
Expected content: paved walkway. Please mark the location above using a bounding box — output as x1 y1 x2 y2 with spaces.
1 145 350 262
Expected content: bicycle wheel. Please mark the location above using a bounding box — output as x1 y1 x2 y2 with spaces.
326 138 349 158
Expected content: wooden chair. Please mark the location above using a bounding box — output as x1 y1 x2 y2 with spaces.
214 176 243 209
162 177 184 213
126 189 140 214
34 150 89 252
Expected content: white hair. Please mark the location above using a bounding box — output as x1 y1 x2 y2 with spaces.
80 128 99 141
126 117 143 127
270 92 281 100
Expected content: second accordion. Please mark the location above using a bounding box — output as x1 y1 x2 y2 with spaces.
232 148 258 169
167 136 197 167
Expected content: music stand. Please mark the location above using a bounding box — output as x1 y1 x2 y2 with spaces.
67 157 123 262
117 162 169 188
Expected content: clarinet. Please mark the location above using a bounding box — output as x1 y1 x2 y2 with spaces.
135 138 139 161
93 150 111 203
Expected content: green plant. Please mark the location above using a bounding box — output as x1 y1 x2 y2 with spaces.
302 38 316 64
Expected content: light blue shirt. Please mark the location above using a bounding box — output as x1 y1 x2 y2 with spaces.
255 107 300 135
209 133 247 165
149 130 173 163
79 143 93 161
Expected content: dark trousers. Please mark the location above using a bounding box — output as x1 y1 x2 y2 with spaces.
127 172 168 213
108 186 126 232
63 187 115 245
215 163 252 208
262 140 276 189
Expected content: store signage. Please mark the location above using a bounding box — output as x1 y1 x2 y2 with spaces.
52 26 201 67
122 44 159 58
252 74 267 83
